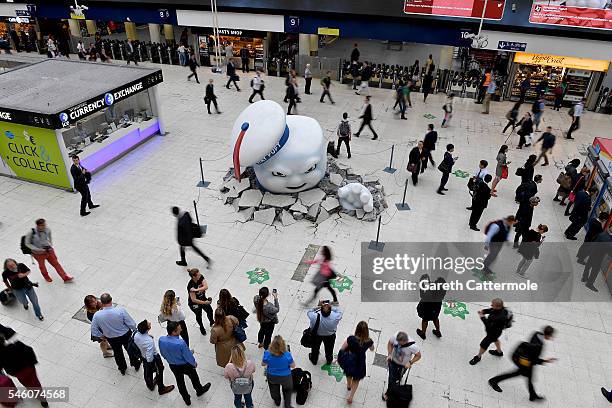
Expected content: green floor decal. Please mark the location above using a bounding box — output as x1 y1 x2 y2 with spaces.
330 275 354 292
443 300 469 319
471 268 496 282
423 113 436 119
453 169 470 178
321 358 345 382
246 267 270 284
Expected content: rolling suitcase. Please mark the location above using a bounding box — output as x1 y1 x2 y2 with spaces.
385 367 412 408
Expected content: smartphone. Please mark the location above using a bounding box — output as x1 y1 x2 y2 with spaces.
272 289 277 294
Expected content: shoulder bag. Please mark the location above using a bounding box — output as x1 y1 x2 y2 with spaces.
300 313 320 348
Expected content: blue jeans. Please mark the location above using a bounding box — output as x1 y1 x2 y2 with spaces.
13 287 42 318
179 52 187 66
233 392 253 408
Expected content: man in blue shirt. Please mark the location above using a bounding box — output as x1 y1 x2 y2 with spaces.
482 76 497 114
134 320 174 395
482 216 517 275
90 293 141 375
307 300 343 365
159 321 211 405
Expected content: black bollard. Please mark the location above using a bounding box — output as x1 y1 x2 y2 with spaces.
395 178 411 211
197 158 210 188
193 200 207 236
368 216 385 251
383 144 397 174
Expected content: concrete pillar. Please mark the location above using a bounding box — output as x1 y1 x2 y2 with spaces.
85 20 96 35
125 22 138 41
68 19 81 38
439 46 454 70
148 23 161 43
298 33 310 56
163 24 174 42
308 34 318 56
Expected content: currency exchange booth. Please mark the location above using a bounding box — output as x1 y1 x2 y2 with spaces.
0 59 164 190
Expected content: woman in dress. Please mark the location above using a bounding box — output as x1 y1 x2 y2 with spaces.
491 145 510 196
339 321 375 404
210 308 242 368
84 295 113 358
160 289 189 346
415 275 447 340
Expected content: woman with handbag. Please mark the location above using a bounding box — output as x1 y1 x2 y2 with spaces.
553 159 580 205
437 144 456 195
515 112 533 149
564 166 590 216
218 289 249 328
407 141 425 186
262 335 296 408
491 145 510 197
160 290 189 347
338 321 374 404
305 246 338 305
253 287 279 350
210 308 243 368
224 345 255 408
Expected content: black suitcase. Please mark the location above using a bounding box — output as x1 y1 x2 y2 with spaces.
385 367 412 408
0 289 15 306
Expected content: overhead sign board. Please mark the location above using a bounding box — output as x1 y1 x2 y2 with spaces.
404 0 505 20
514 52 610 72
497 41 527 51
529 1 612 30
317 27 340 36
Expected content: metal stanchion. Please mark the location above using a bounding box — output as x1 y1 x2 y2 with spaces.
368 216 385 251
383 144 397 174
395 178 411 211
193 200 208 235
197 158 210 188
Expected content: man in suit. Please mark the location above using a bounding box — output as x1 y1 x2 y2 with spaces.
354 96 378 140
70 155 99 217
126 40 138 65
577 211 609 264
172 207 211 268
204 79 220 114
581 231 612 292
239 46 250 73
469 174 493 231
565 186 598 240
422 124 437 172
225 58 240 91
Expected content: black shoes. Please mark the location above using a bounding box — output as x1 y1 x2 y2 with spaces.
196 383 211 396
469 356 481 365
470 226 480 231
81 211 90 216
529 394 545 402
416 329 426 340
200 327 207 335
488 379 502 392
176 261 187 266
489 350 504 357
437 190 445 195
120 369 126 375
90 204 100 209
432 329 442 338
586 283 598 292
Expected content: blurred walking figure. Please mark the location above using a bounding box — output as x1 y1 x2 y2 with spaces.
172 207 211 268
305 246 338 305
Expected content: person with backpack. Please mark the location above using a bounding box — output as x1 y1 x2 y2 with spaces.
441 93 454 127
224 345 255 408
2 259 43 321
534 126 556 166
172 206 211 268
338 321 374 404
488 326 556 402
513 196 540 246
254 287 279 350
383 331 421 402
248 71 264 103
262 335 296 408
514 174 542 207
469 174 493 231
531 94 545 132
320 71 335 104
502 101 521 134
516 224 548 278
482 216 517 275
225 58 240 91
133 320 175 395
307 300 342 366
25 219 73 283
0 336 49 407
469 298 513 365
566 98 584 140
335 113 352 158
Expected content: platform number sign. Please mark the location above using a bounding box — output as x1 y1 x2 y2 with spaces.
159 9 170 23
287 16 300 33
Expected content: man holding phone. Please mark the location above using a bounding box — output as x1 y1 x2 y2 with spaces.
187 268 214 335
306 300 343 366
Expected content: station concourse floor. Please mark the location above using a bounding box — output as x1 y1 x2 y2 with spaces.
0 58 611 408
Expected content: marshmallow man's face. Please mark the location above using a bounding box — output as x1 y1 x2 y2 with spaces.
254 116 326 193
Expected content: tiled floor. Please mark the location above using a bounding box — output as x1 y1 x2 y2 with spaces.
0 58 611 408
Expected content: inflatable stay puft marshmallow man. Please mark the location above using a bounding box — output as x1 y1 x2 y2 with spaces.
230 100 327 194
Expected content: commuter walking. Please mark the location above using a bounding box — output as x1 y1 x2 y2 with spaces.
159 321 211 405
133 320 175 395
534 127 556 166
393 80 406 120
224 345 255 408
437 144 456 195
204 79 221 114
383 331 421 402
84 295 113 358
90 293 141 375
187 54 200 84
513 196 540 246
178 43 187 66
416 275 446 339
126 40 138 65
226 59 240 91
519 73 531 102
2 259 43 321
488 326 556 402
355 61 371 96
248 71 264 103
187 268 214 335
503 101 521 134
262 335 296 408
25 219 73 283
160 290 190 347
354 96 378 140
240 46 250 73
441 93 454 127
253 287 279 350
581 231 612 292
307 300 343 366
335 113 352 159
320 71 335 104
469 174 493 231
469 298 512 365
422 69 434 103
565 186 598 240
305 246 338 304
482 216 517 275
172 206 211 268
531 94 545 132
304 63 312 94
70 155 99 216
210 308 243 368
601 387 612 403
576 211 609 264
515 112 533 149
422 124 437 172
516 224 548 277
407 141 426 186
0 337 49 407
286 78 298 115
482 76 497 114
338 321 374 404
566 98 584 139
491 145 510 196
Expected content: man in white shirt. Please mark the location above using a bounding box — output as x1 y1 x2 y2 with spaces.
384 331 421 401
566 98 584 140
248 71 265 103
133 320 174 395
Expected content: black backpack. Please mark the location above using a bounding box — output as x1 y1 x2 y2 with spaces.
0 289 15 306
504 309 514 329
127 332 143 362
292 368 312 405
338 121 350 138
20 229 34 255
512 341 534 368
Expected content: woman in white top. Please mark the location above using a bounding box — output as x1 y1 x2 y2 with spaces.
77 41 86 60
160 289 189 346
47 36 57 58
304 63 313 94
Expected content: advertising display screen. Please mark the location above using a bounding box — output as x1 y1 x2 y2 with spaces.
0 121 71 189
404 0 506 20
529 0 612 30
